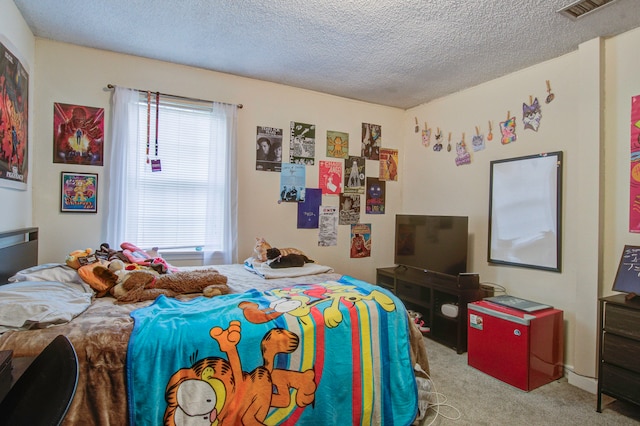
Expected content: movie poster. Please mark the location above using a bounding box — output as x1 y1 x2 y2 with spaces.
361 123 381 160
256 126 282 172
379 148 398 181
350 223 371 258
280 163 305 202
0 38 29 189
366 177 385 214
339 193 360 225
318 206 338 247
630 95 640 232
326 130 349 159
344 156 365 194
290 121 315 165
319 160 342 195
53 103 104 165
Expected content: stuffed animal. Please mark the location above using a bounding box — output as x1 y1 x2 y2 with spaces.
266 248 314 268
253 237 305 262
66 248 97 269
120 242 177 273
77 261 121 296
110 269 230 303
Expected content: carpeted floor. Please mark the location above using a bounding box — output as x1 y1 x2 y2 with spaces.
420 337 640 425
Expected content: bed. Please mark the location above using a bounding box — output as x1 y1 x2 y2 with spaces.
0 228 430 425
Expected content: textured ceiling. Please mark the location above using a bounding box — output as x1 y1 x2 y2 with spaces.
12 0 640 109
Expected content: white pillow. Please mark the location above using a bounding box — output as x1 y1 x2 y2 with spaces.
0 280 93 334
8 263 85 285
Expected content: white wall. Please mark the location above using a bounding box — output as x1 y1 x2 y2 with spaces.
29 39 403 283
0 0 34 232
402 27 640 391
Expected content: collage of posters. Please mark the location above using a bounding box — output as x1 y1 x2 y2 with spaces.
256 121 396 257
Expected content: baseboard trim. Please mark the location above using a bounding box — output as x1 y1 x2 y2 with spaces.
567 369 598 394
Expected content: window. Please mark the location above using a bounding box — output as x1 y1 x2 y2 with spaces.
107 87 238 263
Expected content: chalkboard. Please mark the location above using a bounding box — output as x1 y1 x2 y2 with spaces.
488 152 562 272
612 245 640 294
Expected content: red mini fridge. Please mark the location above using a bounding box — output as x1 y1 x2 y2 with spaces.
467 298 563 391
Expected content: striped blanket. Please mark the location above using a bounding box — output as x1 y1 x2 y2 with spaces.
127 276 418 425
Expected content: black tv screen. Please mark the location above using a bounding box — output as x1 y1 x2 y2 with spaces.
394 215 468 276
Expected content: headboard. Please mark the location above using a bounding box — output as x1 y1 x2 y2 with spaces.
0 227 38 284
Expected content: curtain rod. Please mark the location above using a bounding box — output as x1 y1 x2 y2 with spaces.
106 84 243 109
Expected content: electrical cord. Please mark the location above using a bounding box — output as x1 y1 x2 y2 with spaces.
419 369 462 425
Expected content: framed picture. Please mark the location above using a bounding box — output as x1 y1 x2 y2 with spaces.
488 151 563 272
60 172 98 213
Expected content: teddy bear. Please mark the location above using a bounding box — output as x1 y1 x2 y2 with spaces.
110 269 230 303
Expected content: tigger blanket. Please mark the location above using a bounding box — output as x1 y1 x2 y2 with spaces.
127 276 418 425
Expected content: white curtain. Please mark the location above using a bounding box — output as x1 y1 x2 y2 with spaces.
104 87 139 247
105 87 238 264
205 102 238 264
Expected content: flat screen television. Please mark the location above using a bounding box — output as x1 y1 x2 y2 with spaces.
394 214 468 276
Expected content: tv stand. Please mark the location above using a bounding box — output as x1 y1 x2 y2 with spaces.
376 266 491 354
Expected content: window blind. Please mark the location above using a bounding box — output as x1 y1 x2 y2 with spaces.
124 94 226 250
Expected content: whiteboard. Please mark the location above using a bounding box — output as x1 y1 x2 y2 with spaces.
488 152 562 272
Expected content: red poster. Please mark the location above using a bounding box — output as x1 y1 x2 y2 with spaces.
319 160 342 195
53 103 104 166
630 95 640 232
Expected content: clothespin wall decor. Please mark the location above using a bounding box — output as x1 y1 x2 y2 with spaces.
472 125 485 152
433 127 443 152
455 132 471 166
500 110 517 145
421 121 431 147
546 80 555 103
523 95 542 132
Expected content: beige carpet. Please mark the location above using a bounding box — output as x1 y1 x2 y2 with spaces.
420 337 640 425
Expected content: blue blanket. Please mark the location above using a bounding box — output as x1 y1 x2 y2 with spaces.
127 276 418 425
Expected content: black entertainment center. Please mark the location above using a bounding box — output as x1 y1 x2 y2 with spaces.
376 214 491 353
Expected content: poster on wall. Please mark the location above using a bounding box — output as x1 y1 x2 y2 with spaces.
256 126 282 172
60 172 98 213
630 95 640 232
280 163 306 202
0 36 29 189
344 156 365 194
326 130 349 159
339 193 360 225
319 160 342 195
365 177 385 214
290 121 315 165
350 223 371 258
297 188 321 228
318 205 338 247
53 103 104 165
361 123 381 160
379 148 398 181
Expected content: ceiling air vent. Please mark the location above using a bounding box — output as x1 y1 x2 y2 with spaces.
557 0 618 19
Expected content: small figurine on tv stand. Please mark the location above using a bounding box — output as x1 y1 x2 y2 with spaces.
625 292 638 301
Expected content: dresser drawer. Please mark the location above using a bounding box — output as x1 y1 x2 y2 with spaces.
600 363 640 404
603 333 640 374
604 304 640 340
